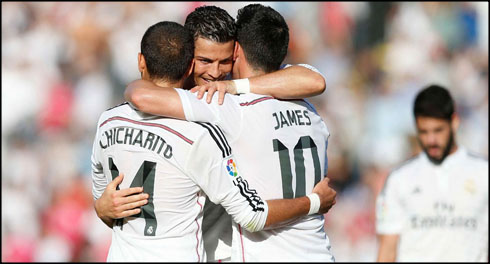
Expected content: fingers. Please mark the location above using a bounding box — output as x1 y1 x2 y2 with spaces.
218 89 226 105
190 85 208 99
191 82 231 104
197 86 207 100
121 198 148 212
112 193 149 218
108 173 124 189
190 86 199 93
206 86 218 104
123 192 149 204
117 208 142 219
118 186 145 197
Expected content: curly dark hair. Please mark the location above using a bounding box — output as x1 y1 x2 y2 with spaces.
185 5 236 43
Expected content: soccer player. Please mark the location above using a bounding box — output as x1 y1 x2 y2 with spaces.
122 4 335 262
92 20 336 262
376 85 488 262
183 5 326 101
96 4 330 262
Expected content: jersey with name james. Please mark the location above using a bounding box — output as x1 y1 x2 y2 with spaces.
176 90 334 262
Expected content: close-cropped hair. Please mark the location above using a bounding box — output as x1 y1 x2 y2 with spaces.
184 5 236 43
140 21 194 82
413 84 455 121
236 4 289 73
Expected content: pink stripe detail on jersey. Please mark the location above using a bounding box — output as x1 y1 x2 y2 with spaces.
99 116 194 144
195 196 204 262
238 224 245 262
239 96 274 106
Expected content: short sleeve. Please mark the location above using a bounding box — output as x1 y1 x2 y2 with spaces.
376 172 405 234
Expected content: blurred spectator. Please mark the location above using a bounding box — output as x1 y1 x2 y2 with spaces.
2 2 487 261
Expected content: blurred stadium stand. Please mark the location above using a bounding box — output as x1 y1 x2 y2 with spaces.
2 2 488 261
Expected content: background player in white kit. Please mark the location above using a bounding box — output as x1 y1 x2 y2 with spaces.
123 4 336 262
95 5 330 262
91 21 336 262
376 85 488 262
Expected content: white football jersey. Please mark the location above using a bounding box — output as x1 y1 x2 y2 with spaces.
176 89 334 262
91 103 271 262
376 147 488 262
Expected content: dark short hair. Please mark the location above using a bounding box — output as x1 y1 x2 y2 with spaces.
184 5 236 43
236 4 289 73
140 21 194 82
413 84 455 121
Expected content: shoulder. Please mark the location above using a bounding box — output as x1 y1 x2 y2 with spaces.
190 122 232 158
382 154 423 190
461 149 488 177
392 153 423 174
464 149 488 165
96 102 131 127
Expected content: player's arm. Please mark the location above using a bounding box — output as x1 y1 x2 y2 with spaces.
187 129 336 232
126 82 240 141
376 234 399 262
249 64 326 98
375 172 403 262
91 127 115 228
124 79 186 120
94 173 149 228
264 177 336 229
190 64 325 104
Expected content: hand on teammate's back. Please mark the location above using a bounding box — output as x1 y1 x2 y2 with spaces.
312 177 336 214
190 80 237 105
95 173 149 219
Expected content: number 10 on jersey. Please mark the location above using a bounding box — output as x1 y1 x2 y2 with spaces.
273 136 322 199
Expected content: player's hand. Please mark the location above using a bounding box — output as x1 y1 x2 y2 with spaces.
190 80 237 105
312 177 336 214
95 173 149 219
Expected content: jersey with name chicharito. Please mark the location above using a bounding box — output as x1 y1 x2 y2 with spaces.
376 147 488 261
91 102 269 262
176 89 334 262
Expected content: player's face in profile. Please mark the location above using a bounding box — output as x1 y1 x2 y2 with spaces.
193 37 234 85
416 116 454 164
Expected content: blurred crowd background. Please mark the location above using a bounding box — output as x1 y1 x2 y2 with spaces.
2 2 488 262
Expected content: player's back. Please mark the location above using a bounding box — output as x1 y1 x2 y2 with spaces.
229 94 334 261
92 103 208 262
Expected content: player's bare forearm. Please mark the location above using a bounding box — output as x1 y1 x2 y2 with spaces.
249 65 325 99
376 234 399 262
264 197 309 228
264 177 336 229
124 79 186 120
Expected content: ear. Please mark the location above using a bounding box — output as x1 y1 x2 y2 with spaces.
451 113 460 131
138 52 146 74
184 58 195 79
233 41 240 61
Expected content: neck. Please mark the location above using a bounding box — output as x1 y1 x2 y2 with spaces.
240 65 266 79
149 77 183 89
448 142 458 155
